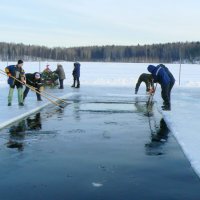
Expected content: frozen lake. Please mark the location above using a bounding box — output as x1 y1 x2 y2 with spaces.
0 86 200 200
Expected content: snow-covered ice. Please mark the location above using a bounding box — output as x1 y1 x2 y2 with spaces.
0 61 200 178
156 87 200 177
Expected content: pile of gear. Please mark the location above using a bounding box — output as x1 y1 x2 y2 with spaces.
41 65 59 87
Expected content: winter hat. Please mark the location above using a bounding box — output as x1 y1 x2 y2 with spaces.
74 62 80 67
35 73 40 79
147 65 156 73
18 60 23 64
157 64 165 68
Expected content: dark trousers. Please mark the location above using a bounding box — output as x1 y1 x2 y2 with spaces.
59 79 64 89
73 77 80 87
168 81 175 102
23 87 41 100
10 81 23 89
145 82 151 92
161 84 170 107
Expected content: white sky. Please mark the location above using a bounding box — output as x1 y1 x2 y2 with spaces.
0 0 199 47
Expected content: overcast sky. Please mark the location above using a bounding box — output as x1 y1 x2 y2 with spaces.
0 0 199 47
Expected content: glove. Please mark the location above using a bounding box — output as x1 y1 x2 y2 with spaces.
148 88 155 94
22 80 26 85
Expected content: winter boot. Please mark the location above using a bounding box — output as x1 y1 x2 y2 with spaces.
36 92 42 101
162 105 171 111
17 88 24 105
71 79 76 87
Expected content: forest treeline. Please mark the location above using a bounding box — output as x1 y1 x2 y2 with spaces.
0 41 200 63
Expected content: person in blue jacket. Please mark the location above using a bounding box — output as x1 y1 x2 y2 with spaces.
5 60 26 106
147 64 173 111
71 62 80 88
157 64 175 103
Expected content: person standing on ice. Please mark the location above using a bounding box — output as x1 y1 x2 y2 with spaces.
157 64 175 103
71 62 80 88
5 60 26 106
147 64 173 111
23 72 43 101
43 64 52 73
54 64 66 89
135 73 154 94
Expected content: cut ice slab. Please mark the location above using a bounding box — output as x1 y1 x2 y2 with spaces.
79 103 137 113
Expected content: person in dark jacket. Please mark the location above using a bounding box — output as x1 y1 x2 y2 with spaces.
55 64 66 89
5 60 26 106
147 65 172 110
23 72 43 101
71 62 80 88
157 64 175 103
135 73 154 94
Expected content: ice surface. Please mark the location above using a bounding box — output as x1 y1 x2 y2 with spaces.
0 86 75 129
0 61 200 178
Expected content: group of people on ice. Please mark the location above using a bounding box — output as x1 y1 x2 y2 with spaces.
5 59 175 111
5 60 81 106
135 64 175 111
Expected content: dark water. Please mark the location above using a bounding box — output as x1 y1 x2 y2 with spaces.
0 86 200 200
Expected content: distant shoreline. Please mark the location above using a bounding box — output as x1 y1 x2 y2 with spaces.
0 41 200 64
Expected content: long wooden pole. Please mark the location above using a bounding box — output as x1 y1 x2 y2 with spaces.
0 69 63 108
24 81 67 104
41 90 67 104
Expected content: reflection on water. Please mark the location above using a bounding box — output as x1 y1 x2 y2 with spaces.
7 113 42 151
7 120 26 151
150 119 169 142
145 118 169 156
133 97 170 156
43 105 64 119
72 95 81 121
27 113 42 130
134 96 154 117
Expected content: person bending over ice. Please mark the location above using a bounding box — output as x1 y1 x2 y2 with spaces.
147 64 175 111
23 72 43 102
135 73 154 94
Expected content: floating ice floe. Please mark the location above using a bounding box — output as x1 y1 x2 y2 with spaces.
92 182 103 187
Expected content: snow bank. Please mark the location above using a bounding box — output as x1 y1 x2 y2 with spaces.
155 87 200 177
